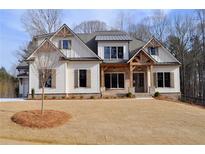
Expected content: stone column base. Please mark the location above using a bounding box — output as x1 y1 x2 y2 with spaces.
128 87 135 94
149 86 155 95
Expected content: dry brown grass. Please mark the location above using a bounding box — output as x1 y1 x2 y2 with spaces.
11 110 71 128
0 99 205 144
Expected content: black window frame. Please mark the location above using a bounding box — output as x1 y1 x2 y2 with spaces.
157 72 171 88
149 47 158 55
79 69 87 88
104 46 124 60
60 40 71 49
104 73 125 89
104 46 110 59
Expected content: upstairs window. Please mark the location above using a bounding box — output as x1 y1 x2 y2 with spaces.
104 46 124 59
104 47 110 59
59 40 71 49
148 47 158 55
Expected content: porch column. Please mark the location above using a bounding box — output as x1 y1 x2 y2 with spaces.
129 65 134 93
150 65 153 87
100 66 105 92
149 65 155 94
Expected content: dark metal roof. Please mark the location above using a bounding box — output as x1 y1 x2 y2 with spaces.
95 35 132 41
103 59 128 64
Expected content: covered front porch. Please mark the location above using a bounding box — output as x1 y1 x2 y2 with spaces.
100 49 156 96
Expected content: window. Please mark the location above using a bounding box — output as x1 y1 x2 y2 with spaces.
45 75 52 88
118 47 124 59
111 74 118 88
104 46 124 59
105 74 111 88
157 72 171 88
111 47 117 59
104 73 124 89
118 73 124 88
79 70 87 87
164 72 171 87
59 40 71 49
104 47 110 59
148 47 158 55
157 72 164 87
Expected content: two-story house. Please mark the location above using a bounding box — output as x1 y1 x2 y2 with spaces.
17 24 181 98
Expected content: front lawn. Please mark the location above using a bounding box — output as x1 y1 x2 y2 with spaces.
0 99 205 144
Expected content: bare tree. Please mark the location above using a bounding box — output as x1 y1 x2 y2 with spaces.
31 47 60 114
21 9 62 36
73 20 108 33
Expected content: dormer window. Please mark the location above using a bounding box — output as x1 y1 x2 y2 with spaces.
148 47 158 55
104 46 124 60
58 40 71 49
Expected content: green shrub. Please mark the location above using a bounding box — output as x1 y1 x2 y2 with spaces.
154 92 160 97
80 96 83 99
52 96 56 99
44 95 47 100
90 96 95 99
126 92 133 98
62 96 66 99
31 88 35 99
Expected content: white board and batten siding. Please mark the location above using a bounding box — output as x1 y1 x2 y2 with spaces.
97 41 129 60
51 36 94 58
29 61 67 94
144 47 177 63
66 61 100 94
153 65 180 93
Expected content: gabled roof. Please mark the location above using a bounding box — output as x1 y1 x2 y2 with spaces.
50 24 102 60
26 39 67 61
127 48 157 63
143 36 181 64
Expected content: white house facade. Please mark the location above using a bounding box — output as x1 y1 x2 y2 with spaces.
16 24 181 98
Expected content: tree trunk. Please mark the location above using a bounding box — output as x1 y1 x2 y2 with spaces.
41 85 44 115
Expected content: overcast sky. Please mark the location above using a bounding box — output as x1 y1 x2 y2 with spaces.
0 9 194 72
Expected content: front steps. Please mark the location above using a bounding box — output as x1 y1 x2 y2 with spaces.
134 93 153 99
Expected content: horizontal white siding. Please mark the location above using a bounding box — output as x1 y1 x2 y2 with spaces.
153 65 180 93
67 61 100 94
98 41 129 60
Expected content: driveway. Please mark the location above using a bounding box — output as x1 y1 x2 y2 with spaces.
0 99 205 144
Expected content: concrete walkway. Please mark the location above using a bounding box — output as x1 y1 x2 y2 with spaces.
0 98 25 102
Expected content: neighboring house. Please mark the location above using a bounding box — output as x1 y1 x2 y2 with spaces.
16 24 181 98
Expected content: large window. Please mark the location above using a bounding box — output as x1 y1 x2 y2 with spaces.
104 47 110 59
104 46 124 59
79 70 87 87
148 47 158 55
59 40 71 49
105 73 124 89
157 72 171 88
45 75 52 88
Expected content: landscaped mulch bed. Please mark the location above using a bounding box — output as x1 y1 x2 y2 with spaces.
11 110 71 128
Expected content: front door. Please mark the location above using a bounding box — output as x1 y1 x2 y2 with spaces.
133 73 144 93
